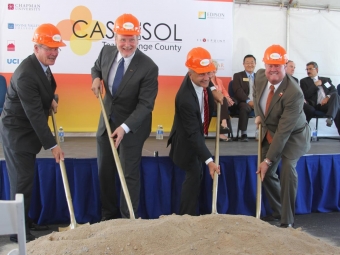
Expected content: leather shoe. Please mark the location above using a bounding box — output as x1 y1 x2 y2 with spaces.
240 134 248 142
220 125 230 134
326 118 333 127
28 222 49 231
261 215 281 222
101 216 115 221
280 223 294 228
10 233 36 243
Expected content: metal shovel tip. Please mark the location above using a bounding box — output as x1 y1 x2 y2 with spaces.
58 222 90 232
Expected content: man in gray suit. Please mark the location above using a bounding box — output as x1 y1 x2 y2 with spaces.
91 14 158 219
0 23 66 242
254 45 310 228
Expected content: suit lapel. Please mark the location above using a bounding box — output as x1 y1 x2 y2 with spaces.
30 54 54 95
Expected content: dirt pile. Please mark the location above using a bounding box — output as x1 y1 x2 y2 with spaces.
27 214 340 255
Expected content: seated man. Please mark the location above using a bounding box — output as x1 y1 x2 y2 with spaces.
232 54 256 141
300 61 340 134
285 60 298 83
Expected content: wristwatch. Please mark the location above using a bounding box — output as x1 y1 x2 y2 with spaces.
264 158 272 167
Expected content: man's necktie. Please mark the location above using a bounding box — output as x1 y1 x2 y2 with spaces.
111 58 125 96
248 75 254 101
265 85 275 144
315 77 325 104
203 88 209 136
46 68 52 84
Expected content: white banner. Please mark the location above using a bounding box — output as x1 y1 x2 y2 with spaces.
1 0 233 76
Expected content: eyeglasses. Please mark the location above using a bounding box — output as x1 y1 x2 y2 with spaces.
305 68 316 71
39 45 61 53
197 72 213 78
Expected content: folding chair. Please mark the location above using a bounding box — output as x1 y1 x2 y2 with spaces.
0 194 27 255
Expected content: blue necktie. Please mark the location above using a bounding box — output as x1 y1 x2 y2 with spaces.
111 58 125 96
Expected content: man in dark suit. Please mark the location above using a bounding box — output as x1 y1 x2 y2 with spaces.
232 54 257 141
300 61 340 134
0 24 66 242
167 47 220 216
254 45 310 228
285 60 299 83
91 14 158 219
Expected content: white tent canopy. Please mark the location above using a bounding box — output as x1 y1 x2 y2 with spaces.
233 0 340 86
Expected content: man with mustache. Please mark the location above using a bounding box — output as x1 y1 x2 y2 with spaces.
0 23 66 242
254 45 310 228
91 14 158 220
300 61 340 134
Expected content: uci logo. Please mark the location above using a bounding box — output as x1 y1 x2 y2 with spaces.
7 59 20 64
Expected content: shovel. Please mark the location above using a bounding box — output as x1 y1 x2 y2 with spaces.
212 102 221 214
51 111 89 231
98 93 135 219
255 123 262 219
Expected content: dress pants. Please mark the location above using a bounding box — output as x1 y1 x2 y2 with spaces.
3 145 36 233
303 93 340 134
237 101 252 131
97 119 149 219
179 157 203 216
261 138 298 225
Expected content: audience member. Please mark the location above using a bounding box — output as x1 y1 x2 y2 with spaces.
285 60 298 83
232 54 256 141
300 61 340 134
211 60 234 141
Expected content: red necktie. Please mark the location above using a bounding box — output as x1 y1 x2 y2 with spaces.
265 85 275 143
203 88 209 135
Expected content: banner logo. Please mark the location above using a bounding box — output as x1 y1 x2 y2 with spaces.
7 41 15 51
7 3 40 11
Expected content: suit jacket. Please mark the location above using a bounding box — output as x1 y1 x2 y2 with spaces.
91 46 158 136
300 76 337 107
253 69 310 162
232 71 255 103
0 54 57 154
167 74 214 170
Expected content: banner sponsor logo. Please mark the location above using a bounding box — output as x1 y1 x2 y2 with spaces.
198 11 225 20
7 3 40 11
57 6 183 56
7 23 39 29
7 41 15 51
7 58 20 64
197 38 226 43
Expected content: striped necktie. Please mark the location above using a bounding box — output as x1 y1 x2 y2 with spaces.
203 88 209 135
46 68 52 84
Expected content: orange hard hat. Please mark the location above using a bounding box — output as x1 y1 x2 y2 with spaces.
185 47 216 73
263 45 288 65
32 23 66 47
113 14 141 36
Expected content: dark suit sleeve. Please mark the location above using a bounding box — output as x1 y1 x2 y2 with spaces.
300 78 318 105
91 47 104 81
233 72 249 102
16 71 56 150
321 77 337 95
177 99 211 162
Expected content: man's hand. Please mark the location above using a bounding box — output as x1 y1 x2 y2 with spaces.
254 116 261 129
51 145 64 164
320 97 329 106
111 126 126 148
91 78 102 97
256 161 269 181
50 99 58 114
314 80 322 86
207 161 220 179
212 90 224 105
248 100 254 109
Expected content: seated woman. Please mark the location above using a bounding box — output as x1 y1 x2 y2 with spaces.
211 60 235 142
